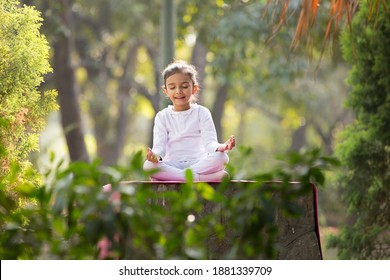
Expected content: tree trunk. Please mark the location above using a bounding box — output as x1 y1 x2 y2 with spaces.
109 42 139 165
236 105 246 144
53 0 89 162
212 81 229 142
161 0 175 69
290 123 306 151
91 75 113 165
191 40 207 104
160 0 175 110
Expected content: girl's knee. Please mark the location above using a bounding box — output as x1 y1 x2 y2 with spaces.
143 160 156 171
206 152 229 166
209 151 229 165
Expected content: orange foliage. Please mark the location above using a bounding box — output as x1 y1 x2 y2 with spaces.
264 0 387 52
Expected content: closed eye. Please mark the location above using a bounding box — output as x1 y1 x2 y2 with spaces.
169 85 189 90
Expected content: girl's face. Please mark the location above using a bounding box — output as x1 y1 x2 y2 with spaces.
163 72 198 111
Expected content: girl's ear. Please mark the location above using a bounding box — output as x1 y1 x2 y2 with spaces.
161 85 167 95
193 84 199 94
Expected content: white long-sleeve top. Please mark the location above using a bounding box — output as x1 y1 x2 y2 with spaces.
151 104 221 161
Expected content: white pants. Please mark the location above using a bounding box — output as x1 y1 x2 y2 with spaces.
143 152 229 181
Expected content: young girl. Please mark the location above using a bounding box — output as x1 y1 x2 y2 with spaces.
143 60 235 181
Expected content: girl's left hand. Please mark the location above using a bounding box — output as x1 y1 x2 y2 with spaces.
217 135 235 152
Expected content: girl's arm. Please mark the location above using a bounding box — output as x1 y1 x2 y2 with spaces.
149 112 167 161
199 108 220 153
200 107 235 153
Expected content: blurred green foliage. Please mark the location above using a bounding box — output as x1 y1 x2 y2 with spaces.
0 148 338 259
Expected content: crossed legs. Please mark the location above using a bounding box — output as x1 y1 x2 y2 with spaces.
143 152 229 181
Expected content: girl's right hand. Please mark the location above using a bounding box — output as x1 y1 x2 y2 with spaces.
146 147 159 163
